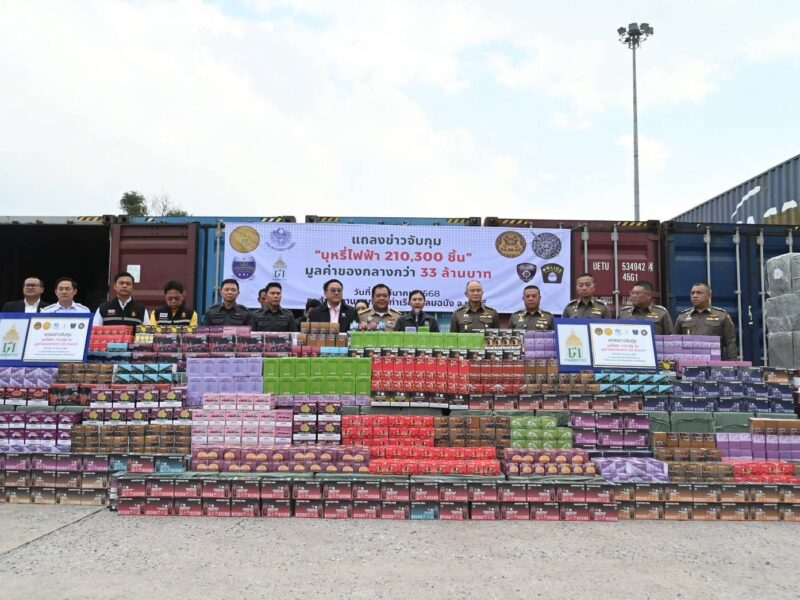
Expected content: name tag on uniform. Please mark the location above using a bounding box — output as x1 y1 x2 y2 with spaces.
107 309 116 315
591 309 603 315
479 314 493 323
159 312 169 318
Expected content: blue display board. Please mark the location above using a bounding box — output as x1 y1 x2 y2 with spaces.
0 313 92 367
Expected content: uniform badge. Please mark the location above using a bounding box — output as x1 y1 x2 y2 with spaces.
108 309 116 315
516 263 536 282
540 263 564 284
132 311 137 317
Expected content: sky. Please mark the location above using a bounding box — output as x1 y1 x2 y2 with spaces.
0 0 798 222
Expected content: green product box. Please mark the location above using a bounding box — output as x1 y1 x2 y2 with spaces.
442 334 459 349
350 333 365 348
355 378 372 396
536 416 558 430
386 332 402 348
510 429 527 440
278 359 295 378
416 333 431 348
263 378 280 394
309 360 324 378
355 359 372 378
339 378 356 396
294 380 309 395
456 334 482 349
526 442 543 450
429 334 443 349
339 359 355 378
557 440 573 449
322 359 339 378
403 333 418 348
294 360 311 379
262 360 280 378
307 378 324 395
540 430 558 443
510 440 526 449
540 441 558 450
278 379 295 396
322 379 339 395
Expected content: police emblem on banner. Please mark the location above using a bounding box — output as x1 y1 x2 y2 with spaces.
495 231 526 258
516 263 537 282
232 256 257 280
267 227 295 251
532 232 562 260
540 263 564 283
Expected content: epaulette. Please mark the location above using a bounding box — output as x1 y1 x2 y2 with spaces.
389 309 402 316
679 307 693 314
358 308 371 316
652 304 668 311
540 309 553 314
710 306 727 313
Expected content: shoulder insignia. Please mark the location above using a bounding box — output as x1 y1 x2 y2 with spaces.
679 307 693 314
389 309 401 316
358 308 371 315
540 309 552 315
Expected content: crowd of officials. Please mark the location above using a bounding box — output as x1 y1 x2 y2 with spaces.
1 272 737 360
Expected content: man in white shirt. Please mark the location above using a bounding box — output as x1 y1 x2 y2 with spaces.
41 278 91 313
2 277 46 313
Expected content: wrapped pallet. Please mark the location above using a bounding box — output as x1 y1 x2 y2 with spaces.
766 252 800 296
767 331 800 369
764 293 800 333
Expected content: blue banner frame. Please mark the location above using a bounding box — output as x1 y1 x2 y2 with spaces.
0 313 92 367
554 318 657 372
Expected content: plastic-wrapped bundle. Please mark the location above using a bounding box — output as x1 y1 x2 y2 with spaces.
766 252 800 296
767 332 800 369
764 293 800 333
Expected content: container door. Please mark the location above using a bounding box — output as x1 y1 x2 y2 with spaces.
109 224 199 311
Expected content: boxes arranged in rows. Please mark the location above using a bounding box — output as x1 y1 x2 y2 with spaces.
0 412 81 451
350 332 485 350
190 445 370 473
1 452 111 505
502 449 596 477
70 424 191 455
369 446 500 476
570 412 650 449
717 433 800 461
260 358 373 397
0 367 58 390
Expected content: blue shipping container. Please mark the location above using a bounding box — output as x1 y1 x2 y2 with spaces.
662 221 800 364
671 154 800 224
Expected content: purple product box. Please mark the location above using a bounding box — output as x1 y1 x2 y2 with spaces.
597 430 625 447
719 382 744 396
623 432 649 447
673 381 695 398
595 414 624 430
745 383 769 398
570 413 597 428
623 414 650 430
573 429 598 446
693 382 719 397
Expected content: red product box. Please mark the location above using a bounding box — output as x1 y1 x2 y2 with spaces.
498 482 528 503
380 501 409 520
174 498 203 516
352 480 382 500
128 456 156 474
590 503 619 522
527 484 557 503
203 499 232 517
381 480 410 502
118 478 147 498
294 500 323 518
144 498 174 516
232 478 261 499
561 503 591 521
201 479 231 499
439 502 469 520
146 478 175 498
410 481 439 501
469 482 499 502
439 481 469 503
323 481 353 500
260 480 291 500
230 499 260 517
558 484 586 503
323 500 352 519
500 502 531 520
532 503 561 521
117 498 145 515
352 500 381 519
470 502 500 521
292 481 322 500
584 483 615 504
262 499 292 517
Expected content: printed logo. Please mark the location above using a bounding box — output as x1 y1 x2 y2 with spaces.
604 328 613 336
641 330 649 337
232 256 257 280
78 323 86 329
532 232 562 259
267 227 295 251
43 322 51 330
516 263 537 282
273 257 287 280
540 263 564 284
594 328 603 335
70 322 76 329
495 231 526 258
229 226 261 253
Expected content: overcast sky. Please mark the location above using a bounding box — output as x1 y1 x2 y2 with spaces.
0 0 798 222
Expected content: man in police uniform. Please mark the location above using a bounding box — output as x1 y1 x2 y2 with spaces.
93 272 149 329
562 273 611 319
202 279 253 326
618 281 673 334
395 290 440 332
675 283 737 360
450 280 500 332
358 283 401 330
510 285 554 331
150 280 198 327
253 282 296 332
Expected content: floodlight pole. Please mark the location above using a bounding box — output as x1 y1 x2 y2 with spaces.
618 22 653 222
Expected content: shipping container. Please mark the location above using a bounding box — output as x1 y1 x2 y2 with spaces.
671 153 800 225
0 222 111 309
661 221 800 364
305 216 481 226
483 218 663 318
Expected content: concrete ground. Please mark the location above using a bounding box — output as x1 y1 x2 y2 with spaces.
0 506 798 599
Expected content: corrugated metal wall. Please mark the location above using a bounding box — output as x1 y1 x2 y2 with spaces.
672 154 800 225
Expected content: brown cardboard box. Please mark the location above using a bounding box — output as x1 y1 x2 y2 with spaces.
664 502 692 521
633 502 663 520
751 504 780 521
719 503 748 521
691 503 720 521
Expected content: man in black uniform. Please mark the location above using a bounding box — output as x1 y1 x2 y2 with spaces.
150 280 198 327
562 273 611 319
510 285 554 331
308 279 358 331
618 281 673 334
450 280 500 333
2 277 46 313
253 282 297 332
202 279 253 326
395 289 440 332
93 272 149 329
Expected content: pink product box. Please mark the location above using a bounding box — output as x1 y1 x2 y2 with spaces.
0 430 10 446
8 413 26 429
207 411 227 426
597 431 625 446
570 413 596 428
32 454 58 470
573 429 598 446
219 394 238 409
57 413 81 428
224 410 244 422
275 426 293 438
0 413 9 428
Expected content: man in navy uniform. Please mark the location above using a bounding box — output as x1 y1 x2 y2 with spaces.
253 282 297 332
93 272 149 328
202 279 254 326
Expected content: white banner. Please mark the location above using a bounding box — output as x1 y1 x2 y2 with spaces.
223 223 571 314
589 321 656 369
23 316 91 363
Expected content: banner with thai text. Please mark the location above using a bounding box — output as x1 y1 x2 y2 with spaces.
223 223 571 313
